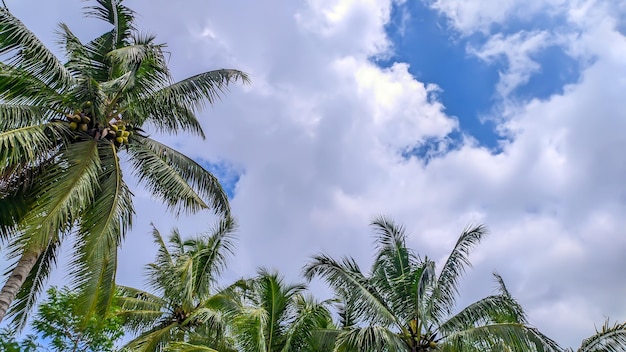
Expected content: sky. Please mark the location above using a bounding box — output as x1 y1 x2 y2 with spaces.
2 0 626 349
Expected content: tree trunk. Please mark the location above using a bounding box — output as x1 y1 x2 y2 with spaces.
0 249 41 322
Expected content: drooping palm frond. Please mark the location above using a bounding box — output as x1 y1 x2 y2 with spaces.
577 320 626 352
127 136 230 215
334 325 406 352
17 139 102 249
0 104 50 131
164 342 220 352
124 321 180 352
430 224 487 323
439 294 527 335
73 141 134 319
116 285 166 334
441 322 562 352
304 254 397 327
0 8 73 89
0 122 66 170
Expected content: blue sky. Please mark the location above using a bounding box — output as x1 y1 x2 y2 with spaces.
2 0 626 349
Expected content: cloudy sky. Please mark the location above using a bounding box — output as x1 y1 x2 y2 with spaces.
4 0 626 348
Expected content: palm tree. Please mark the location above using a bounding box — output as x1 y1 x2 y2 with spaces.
0 0 248 327
116 217 238 352
567 320 626 352
304 217 562 352
232 269 334 352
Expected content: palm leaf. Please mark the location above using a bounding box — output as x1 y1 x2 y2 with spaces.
165 342 219 352
0 122 66 170
127 136 229 215
334 326 406 352
123 321 180 352
17 139 101 249
442 322 562 352
147 69 249 110
304 254 398 327
578 320 626 352
430 224 487 322
73 140 133 320
84 0 135 49
0 8 72 89
0 104 50 131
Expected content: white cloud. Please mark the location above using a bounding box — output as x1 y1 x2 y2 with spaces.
430 0 568 34
469 30 553 97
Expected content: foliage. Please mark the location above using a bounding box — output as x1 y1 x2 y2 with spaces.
569 319 626 352
116 217 239 352
0 327 40 352
230 269 334 352
31 286 124 352
304 216 562 352
0 0 248 328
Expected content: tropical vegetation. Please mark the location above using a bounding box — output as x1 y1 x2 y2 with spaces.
0 0 248 328
304 217 561 351
0 1 623 352
116 218 238 352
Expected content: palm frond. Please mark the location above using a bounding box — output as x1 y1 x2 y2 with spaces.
147 69 249 110
17 139 101 250
123 321 179 352
442 322 562 352
430 224 487 322
72 141 134 320
304 254 397 327
127 136 229 215
439 295 527 335
578 320 626 352
0 8 72 89
84 0 135 49
165 342 220 352
189 216 237 298
0 104 50 131
233 306 269 352
151 224 174 266
282 294 333 352
0 122 66 171
115 285 167 334
334 326 406 352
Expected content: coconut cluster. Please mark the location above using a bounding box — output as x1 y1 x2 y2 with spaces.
65 101 133 148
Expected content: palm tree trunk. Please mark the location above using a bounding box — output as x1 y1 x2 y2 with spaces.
0 249 41 322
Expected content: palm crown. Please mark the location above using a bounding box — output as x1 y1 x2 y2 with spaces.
304 217 562 351
116 218 238 352
0 0 248 327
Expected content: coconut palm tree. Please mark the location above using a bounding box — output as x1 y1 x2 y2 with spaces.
304 217 562 352
567 320 626 352
116 217 238 352
0 0 248 327
231 269 334 352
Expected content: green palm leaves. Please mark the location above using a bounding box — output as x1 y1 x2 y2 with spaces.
304 216 561 352
231 269 333 352
571 320 626 352
0 0 248 327
117 218 238 352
